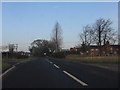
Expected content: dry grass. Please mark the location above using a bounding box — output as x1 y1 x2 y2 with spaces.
66 54 119 64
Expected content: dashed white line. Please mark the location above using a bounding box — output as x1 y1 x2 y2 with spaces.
49 61 53 64
0 66 15 78
46 59 53 64
63 70 88 86
53 64 60 69
45 58 87 86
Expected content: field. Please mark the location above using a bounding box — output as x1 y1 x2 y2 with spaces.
66 54 119 64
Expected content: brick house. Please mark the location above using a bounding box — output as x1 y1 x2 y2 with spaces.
89 41 119 56
70 41 120 56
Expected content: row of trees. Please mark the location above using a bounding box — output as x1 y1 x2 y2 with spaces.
29 22 63 56
79 18 118 54
79 18 117 46
29 18 119 56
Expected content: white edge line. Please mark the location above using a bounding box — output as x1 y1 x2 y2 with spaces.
0 60 31 78
63 70 88 86
53 64 60 69
0 65 15 78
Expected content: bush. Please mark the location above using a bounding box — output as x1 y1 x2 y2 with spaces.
16 54 29 59
50 52 66 58
2 52 29 59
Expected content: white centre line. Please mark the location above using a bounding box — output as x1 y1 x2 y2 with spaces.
53 64 60 69
49 61 53 64
63 70 88 86
45 59 53 64
0 66 16 78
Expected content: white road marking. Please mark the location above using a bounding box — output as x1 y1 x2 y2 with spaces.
63 70 88 86
49 61 53 64
53 64 60 69
0 60 31 78
0 66 15 78
45 58 87 86
45 59 53 64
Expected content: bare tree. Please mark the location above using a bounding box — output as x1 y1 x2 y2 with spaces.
47 40 56 53
107 31 118 45
93 18 116 55
79 18 117 55
79 25 94 46
93 18 115 45
51 22 63 52
79 25 94 53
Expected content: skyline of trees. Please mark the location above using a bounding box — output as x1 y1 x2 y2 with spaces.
29 22 63 56
79 18 118 55
2 18 119 53
79 18 117 46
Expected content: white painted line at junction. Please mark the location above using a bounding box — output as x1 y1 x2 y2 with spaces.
0 66 15 78
63 70 88 86
53 64 60 69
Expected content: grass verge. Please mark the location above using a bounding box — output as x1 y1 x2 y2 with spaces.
2 62 12 73
2 57 31 73
66 54 119 64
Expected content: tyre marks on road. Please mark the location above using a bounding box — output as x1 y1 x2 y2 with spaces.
45 58 88 87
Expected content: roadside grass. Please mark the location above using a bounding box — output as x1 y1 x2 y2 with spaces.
0 58 12 73
66 54 119 64
3 58 28 62
2 57 31 73
2 62 12 72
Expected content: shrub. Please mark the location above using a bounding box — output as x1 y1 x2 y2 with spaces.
50 52 66 58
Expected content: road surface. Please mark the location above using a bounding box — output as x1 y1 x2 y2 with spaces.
2 57 119 88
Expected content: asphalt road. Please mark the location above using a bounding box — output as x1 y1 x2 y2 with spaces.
2 57 119 88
